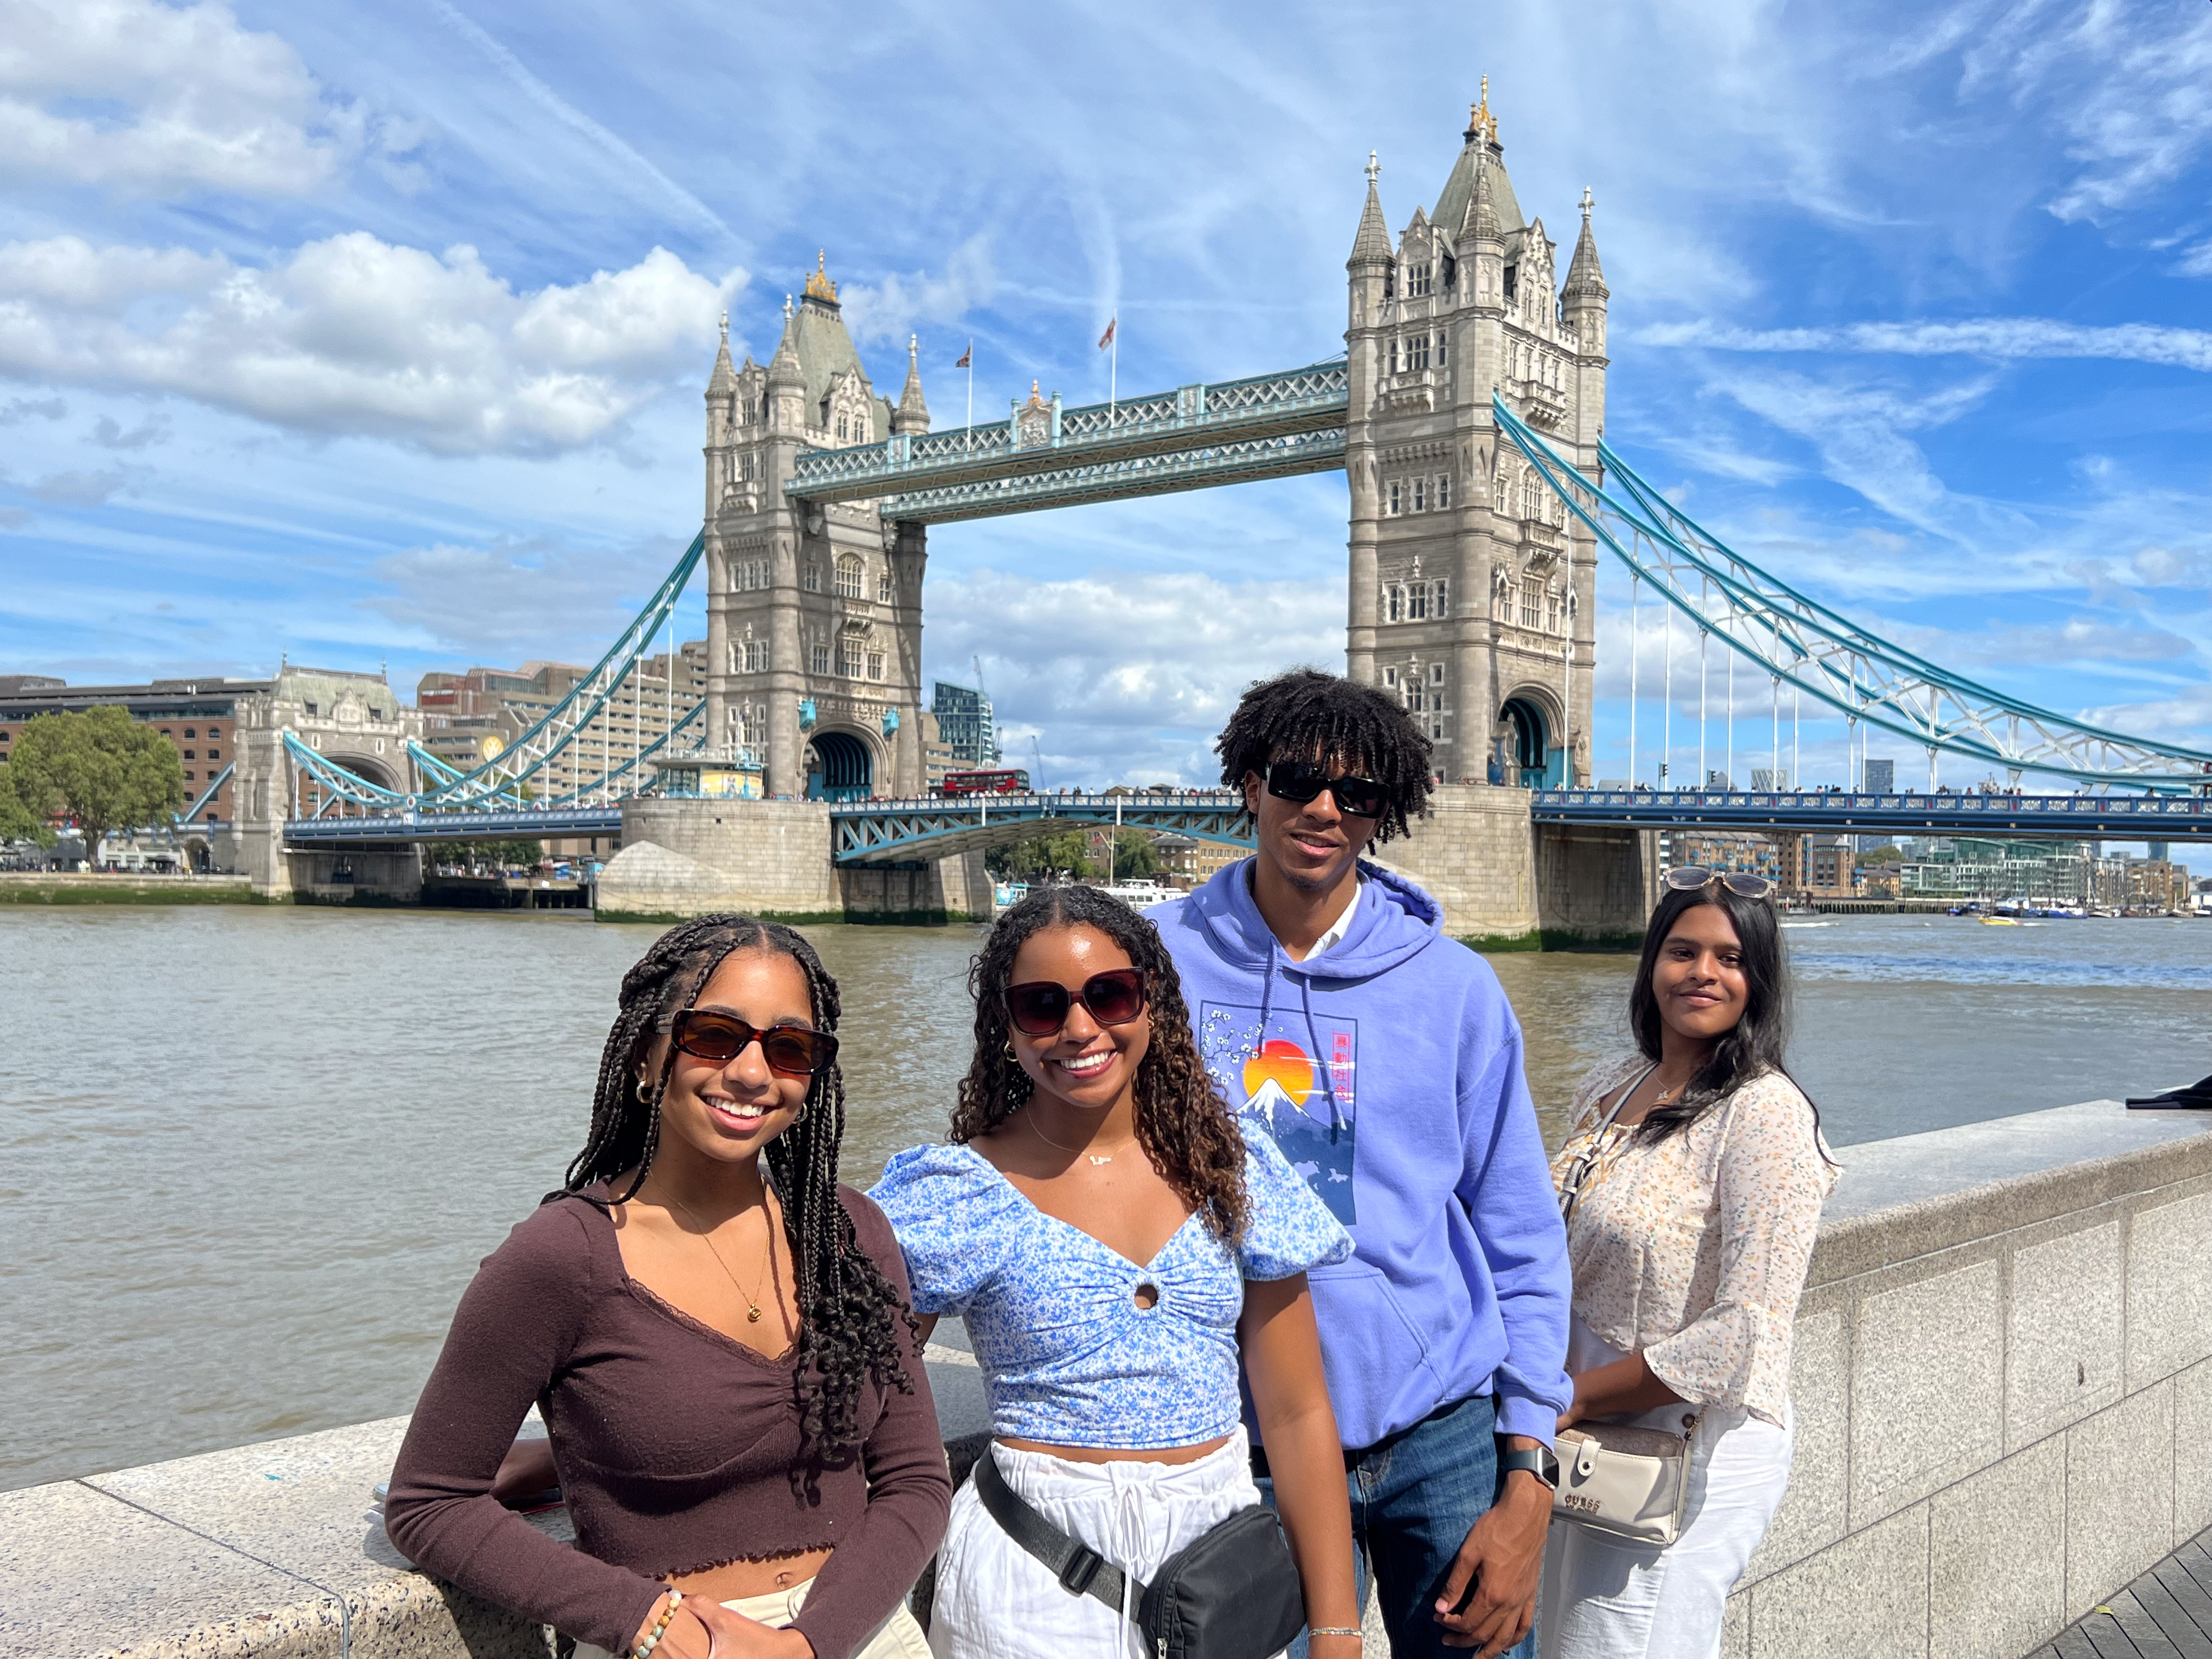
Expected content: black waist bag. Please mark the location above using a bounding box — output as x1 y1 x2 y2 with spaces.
973 1448 1306 1659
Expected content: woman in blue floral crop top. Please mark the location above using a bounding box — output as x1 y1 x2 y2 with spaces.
870 886 1362 1659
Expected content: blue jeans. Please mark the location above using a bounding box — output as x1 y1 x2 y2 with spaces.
1256 1393 1537 1659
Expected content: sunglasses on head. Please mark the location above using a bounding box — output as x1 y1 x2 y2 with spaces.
1663 865 1776 900
1264 759 1390 820
1005 968 1149 1038
667 1009 839 1076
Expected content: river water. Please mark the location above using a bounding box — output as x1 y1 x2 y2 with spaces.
4 905 2208 1492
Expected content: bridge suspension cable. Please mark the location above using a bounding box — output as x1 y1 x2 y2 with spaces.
1495 398 2212 793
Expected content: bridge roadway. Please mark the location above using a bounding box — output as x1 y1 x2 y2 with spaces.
828 790 1252 865
1532 787 2212 840
283 805 623 848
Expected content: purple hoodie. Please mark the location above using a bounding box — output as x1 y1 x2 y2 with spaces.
1149 857 1571 1447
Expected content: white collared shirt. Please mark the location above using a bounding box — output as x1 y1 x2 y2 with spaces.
1302 874 1365 962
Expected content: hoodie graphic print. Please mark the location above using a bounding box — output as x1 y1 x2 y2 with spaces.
1197 1003 1359 1224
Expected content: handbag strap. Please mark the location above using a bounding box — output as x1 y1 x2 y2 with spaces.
973 1447 1147 1616
1559 1064 1651 1226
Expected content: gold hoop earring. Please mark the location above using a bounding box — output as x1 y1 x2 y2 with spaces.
635 1077 651 1102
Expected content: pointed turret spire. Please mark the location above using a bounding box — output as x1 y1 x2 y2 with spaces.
1468 148 1501 242
766 303 803 387
1348 149 1391 268
707 308 738 394
893 333 930 433
1564 187 1608 299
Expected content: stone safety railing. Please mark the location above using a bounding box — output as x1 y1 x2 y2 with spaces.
7 1099 2207 1659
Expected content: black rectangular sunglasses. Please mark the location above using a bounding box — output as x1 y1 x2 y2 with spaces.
1266 759 1390 820
1005 968 1148 1037
668 1009 839 1076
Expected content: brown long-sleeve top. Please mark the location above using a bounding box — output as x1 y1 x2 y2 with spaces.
382 1184 950 1659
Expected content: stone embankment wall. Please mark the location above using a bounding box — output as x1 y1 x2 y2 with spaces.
599 797 987 925
13 1101 2204 1659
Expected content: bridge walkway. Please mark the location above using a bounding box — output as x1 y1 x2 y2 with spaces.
2029 1523 2212 1658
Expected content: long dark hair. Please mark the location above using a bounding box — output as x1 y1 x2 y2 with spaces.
1628 884 1818 1148
561 915 914 1454
952 887 1250 1244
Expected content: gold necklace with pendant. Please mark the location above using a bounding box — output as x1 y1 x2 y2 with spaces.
669 1194 777 1325
1026 1110 1138 1167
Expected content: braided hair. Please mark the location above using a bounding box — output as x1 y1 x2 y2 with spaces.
1214 667 1434 843
951 887 1249 1244
561 915 915 1455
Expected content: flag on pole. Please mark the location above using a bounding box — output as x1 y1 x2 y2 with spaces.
1097 317 1116 351
955 343 972 368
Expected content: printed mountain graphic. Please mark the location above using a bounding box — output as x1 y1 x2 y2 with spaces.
1245 1075 1338 1136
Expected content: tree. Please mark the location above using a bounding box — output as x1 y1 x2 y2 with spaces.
988 829 1097 882
1857 845 1905 867
1106 828 1161 882
0 759 52 844
7 709 180 865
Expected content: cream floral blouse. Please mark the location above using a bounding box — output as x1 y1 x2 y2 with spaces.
1550 1053 1838 1427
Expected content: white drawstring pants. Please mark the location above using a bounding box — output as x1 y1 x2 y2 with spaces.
1538 1317 1793 1659
928 1428 1268 1659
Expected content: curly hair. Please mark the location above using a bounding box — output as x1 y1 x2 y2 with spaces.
951 886 1250 1244
1215 667 1434 843
561 914 915 1457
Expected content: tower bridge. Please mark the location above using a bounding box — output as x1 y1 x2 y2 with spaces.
258 87 2210 930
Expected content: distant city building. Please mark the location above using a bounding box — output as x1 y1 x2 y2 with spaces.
416 642 706 803
1801 833 1854 896
1660 829 1787 883
1152 832 1248 891
1861 758 1895 793
0 667 416 877
931 681 1000 768
1706 770 1733 790
1752 768 1788 791
919 710 957 793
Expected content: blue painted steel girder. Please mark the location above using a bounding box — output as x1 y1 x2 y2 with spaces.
283 805 624 848
1532 788 2212 840
873 428 1348 526
829 792 1254 865
786 363 1348 509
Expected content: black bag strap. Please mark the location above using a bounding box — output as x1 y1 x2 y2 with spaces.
973 1447 1146 1616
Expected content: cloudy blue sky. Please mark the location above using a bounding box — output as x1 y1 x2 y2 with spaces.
2 0 2209 827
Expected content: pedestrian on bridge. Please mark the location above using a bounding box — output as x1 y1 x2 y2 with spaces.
1541 871 1836 1658
1149 669 1573 1659
384 916 950 1659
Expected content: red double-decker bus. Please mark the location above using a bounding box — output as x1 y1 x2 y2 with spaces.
938 768 1031 796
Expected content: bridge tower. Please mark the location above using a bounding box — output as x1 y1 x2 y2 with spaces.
1345 86 1607 787
701 257 929 800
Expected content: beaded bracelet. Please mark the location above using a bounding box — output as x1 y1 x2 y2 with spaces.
632 1589 683 1659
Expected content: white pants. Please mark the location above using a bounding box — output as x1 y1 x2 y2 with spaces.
929 1429 1267 1659
1538 1318 1793 1659
575 1577 930 1659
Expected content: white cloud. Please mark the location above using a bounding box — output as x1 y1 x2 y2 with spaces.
362 535 676 658
1638 317 2212 373
922 568 1342 785
839 236 998 348
0 0 395 197
2176 240 2212 279
0 234 746 455
29 466 132 505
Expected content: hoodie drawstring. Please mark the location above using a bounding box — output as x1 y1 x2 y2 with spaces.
1297 969 1350 1137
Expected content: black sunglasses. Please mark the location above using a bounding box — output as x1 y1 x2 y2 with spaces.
1265 759 1390 820
668 1009 839 1076
1005 968 1149 1037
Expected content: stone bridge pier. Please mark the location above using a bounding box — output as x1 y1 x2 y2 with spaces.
1369 784 1655 948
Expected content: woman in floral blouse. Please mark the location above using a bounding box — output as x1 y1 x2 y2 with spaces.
1539 870 1837 1659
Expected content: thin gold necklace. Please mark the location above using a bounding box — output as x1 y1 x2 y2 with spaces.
667 1193 778 1325
1026 1109 1138 1167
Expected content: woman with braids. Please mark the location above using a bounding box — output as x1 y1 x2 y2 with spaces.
1540 872 1836 1659
384 916 949 1659
867 886 1363 1659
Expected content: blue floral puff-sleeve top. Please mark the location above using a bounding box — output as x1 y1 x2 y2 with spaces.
867 1131 1352 1449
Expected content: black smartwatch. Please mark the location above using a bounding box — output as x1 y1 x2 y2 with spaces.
1499 1444 1560 1491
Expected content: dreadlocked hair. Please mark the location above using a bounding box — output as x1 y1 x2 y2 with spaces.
1214 667 1434 844
950 886 1250 1245
561 913 916 1457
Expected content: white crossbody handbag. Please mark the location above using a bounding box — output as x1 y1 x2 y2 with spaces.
1552 1072 1700 1547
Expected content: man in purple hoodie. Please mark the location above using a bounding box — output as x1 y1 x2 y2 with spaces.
1148 669 1571 1659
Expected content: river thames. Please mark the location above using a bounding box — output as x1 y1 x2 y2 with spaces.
4 903 2208 1492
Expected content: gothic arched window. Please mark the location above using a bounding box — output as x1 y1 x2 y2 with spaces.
1387 586 1404 623
1432 579 1450 617
1409 584 1427 620
835 556 865 600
